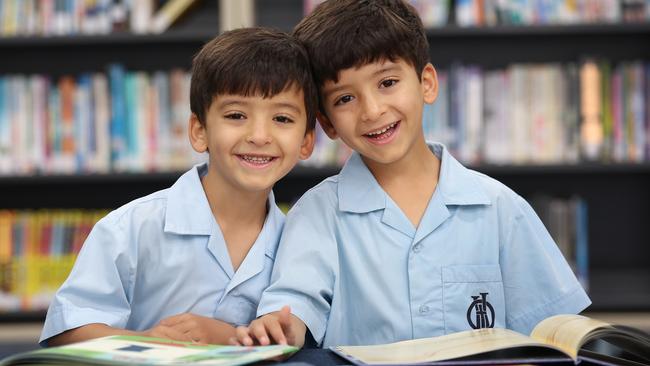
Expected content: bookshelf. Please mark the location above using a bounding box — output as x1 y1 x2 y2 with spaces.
0 0 649 322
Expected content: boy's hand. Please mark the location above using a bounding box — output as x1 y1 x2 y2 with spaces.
153 313 236 344
142 323 193 342
232 306 305 347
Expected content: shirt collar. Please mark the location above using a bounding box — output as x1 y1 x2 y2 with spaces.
434 142 491 206
165 163 214 235
164 163 284 252
338 142 490 213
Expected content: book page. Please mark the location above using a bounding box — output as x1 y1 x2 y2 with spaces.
5 336 297 366
335 328 561 365
530 314 611 359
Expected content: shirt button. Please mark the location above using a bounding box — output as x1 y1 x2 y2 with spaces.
419 304 430 314
412 243 422 253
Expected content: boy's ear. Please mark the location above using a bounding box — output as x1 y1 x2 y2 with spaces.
421 63 438 104
299 129 316 160
316 111 338 139
188 113 208 153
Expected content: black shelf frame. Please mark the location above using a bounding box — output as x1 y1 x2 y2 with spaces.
0 311 46 323
425 22 650 37
0 30 218 47
0 162 649 185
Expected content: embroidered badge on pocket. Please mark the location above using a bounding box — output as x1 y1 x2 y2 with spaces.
466 292 495 329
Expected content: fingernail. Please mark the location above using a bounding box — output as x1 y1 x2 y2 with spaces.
260 336 268 345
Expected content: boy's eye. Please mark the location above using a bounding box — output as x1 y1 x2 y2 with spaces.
274 115 294 124
334 95 353 106
225 112 246 120
380 79 398 88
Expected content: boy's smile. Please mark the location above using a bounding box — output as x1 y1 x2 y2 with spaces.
319 59 437 169
190 87 314 194
236 154 278 169
363 120 401 144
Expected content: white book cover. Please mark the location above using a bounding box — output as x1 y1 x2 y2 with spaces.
509 65 529 164
152 71 171 171
464 66 483 165
30 75 48 173
91 73 111 173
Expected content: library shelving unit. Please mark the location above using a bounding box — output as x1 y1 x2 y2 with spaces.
1 0 649 323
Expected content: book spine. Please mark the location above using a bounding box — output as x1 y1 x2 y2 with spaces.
150 0 196 33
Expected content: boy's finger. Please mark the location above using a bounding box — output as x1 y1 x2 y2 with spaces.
278 306 292 328
265 320 288 346
251 323 272 346
235 326 254 347
278 306 294 341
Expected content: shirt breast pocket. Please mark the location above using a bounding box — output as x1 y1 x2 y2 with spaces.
442 264 506 334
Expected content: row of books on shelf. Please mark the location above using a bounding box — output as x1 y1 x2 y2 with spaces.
0 59 648 176
0 65 204 175
454 0 650 26
0 0 200 37
0 209 108 311
422 60 649 166
2 0 650 39
0 196 588 313
304 0 650 28
530 195 589 292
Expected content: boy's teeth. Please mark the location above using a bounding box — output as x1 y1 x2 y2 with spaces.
367 122 397 136
242 155 272 163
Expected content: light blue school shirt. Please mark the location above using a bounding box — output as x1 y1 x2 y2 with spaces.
258 142 591 347
40 163 284 345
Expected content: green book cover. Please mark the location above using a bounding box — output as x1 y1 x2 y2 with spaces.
0 335 298 366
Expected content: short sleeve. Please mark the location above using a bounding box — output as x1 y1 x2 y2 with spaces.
39 213 135 345
500 196 591 335
256 188 339 345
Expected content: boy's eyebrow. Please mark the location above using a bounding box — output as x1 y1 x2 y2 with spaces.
372 64 401 76
217 99 303 115
323 65 403 97
271 102 303 115
373 65 401 77
322 84 348 98
217 99 247 109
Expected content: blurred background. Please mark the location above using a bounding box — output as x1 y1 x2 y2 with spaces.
0 0 649 354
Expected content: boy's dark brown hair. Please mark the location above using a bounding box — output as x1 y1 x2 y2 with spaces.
190 27 318 131
293 0 430 90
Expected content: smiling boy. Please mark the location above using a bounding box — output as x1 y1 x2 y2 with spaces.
40 27 317 346
235 0 590 348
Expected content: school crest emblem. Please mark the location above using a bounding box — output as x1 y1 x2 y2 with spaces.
466 292 495 329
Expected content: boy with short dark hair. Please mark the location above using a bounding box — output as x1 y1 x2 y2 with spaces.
235 0 590 348
40 27 317 346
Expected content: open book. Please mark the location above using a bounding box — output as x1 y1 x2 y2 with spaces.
332 314 650 365
0 335 297 366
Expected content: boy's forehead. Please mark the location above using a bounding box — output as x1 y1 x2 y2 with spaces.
212 87 305 109
212 83 304 100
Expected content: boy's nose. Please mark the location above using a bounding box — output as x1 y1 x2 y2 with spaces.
246 121 272 145
360 95 384 122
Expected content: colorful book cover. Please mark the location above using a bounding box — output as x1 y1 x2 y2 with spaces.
108 64 128 171
0 335 298 366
